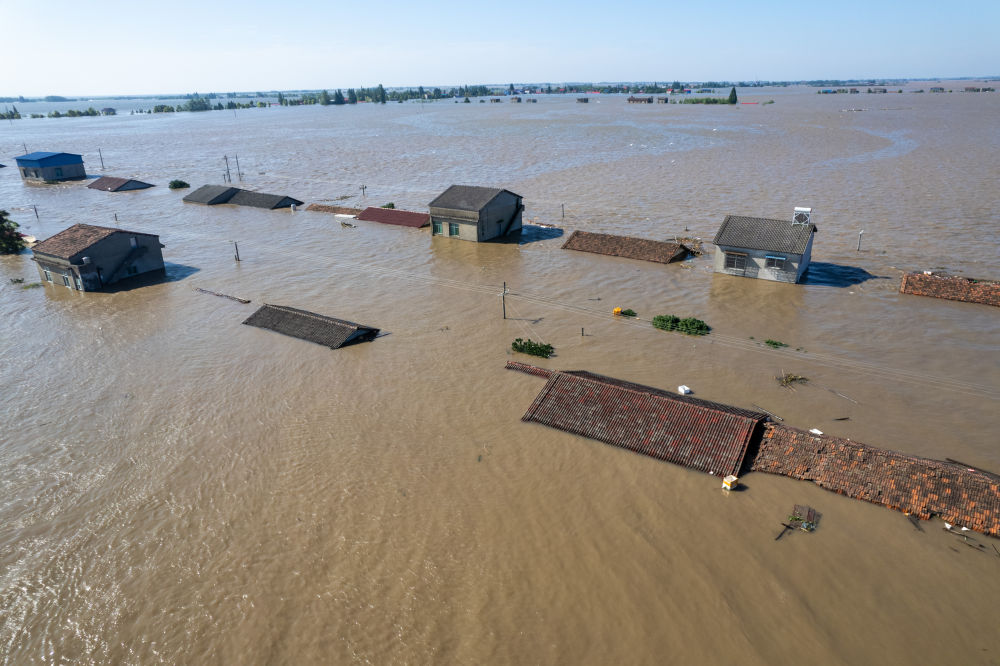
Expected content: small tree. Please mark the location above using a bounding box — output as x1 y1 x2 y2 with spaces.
0 210 27 254
332 90 346 105
319 89 331 106
728 87 738 104
347 88 358 104
376 84 387 104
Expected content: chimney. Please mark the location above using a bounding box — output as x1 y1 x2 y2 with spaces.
793 207 812 225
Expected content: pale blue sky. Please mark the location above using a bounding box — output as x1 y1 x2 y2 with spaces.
3 0 997 96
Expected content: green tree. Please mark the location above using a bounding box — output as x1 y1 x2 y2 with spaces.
376 84 387 104
319 89 331 105
728 86 738 104
0 210 27 254
672 81 682 91
277 92 285 105
332 89 346 105
347 88 358 104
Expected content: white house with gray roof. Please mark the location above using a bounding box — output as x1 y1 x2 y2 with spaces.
712 208 817 283
428 185 523 241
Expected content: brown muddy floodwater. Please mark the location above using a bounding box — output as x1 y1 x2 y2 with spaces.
1 86 999 664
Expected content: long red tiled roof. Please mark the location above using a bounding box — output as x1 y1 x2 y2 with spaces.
752 424 1000 537
356 207 430 228
521 370 766 476
562 230 689 264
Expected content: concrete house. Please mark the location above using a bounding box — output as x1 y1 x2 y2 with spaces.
15 152 86 182
428 185 523 242
712 208 817 283
31 223 165 291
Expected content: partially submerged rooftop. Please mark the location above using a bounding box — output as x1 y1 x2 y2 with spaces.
428 185 519 212
514 364 767 477
88 176 154 192
561 230 689 264
713 215 817 254
356 207 430 228
242 304 379 349
32 223 159 259
183 185 303 209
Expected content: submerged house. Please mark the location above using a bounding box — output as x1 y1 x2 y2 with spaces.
183 185 303 209
242 304 379 349
712 208 817 283
88 176 154 192
562 230 689 264
356 207 430 228
428 185 523 242
15 152 86 182
31 223 165 291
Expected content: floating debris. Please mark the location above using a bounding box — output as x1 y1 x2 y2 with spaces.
777 372 808 388
195 287 251 304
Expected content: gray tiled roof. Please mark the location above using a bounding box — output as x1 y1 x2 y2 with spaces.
428 185 519 212
242 304 379 349
227 190 303 209
713 215 817 254
183 185 240 205
32 223 157 259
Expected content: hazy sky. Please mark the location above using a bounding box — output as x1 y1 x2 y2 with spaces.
3 0 998 96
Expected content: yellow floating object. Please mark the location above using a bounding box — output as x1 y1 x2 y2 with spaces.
613 307 622 316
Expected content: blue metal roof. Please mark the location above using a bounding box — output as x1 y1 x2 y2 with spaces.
15 152 84 167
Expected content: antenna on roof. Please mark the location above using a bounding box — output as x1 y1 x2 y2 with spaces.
792 207 812 226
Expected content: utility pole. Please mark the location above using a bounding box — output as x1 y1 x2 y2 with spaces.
98 148 105 170
501 281 509 319
33 205 38 219
224 155 232 183
561 203 565 219
360 184 367 197
234 154 243 181
857 230 864 252
233 241 241 262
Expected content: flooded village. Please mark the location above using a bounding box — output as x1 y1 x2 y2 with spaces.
1 85 999 663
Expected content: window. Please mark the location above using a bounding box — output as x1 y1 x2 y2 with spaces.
724 253 747 270
74 275 83 290
43 268 52 282
448 222 460 237
432 220 442 235
765 255 786 270
62 275 71 287
55 167 63 178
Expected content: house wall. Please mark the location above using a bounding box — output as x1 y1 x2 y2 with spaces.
19 162 86 182
478 192 523 241
713 245 805 283
34 233 164 292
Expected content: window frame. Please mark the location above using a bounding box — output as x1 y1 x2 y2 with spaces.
765 255 787 270
432 220 442 235
43 267 52 282
448 222 460 237
724 252 747 270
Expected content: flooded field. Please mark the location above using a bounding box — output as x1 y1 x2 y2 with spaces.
1 85 999 664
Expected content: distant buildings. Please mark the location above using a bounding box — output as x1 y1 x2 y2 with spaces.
712 208 817 283
428 185 523 242
15 152 85 182
31 223 165 291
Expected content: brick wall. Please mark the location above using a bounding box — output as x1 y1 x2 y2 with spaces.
900 272 1000 307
